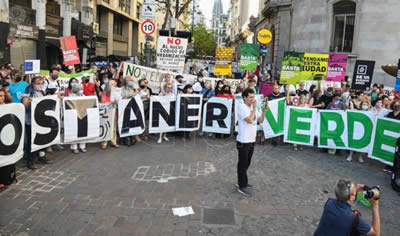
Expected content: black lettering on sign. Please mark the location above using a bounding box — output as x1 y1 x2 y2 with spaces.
0 114 22 155
206 103 228 128
33 99 59 145
122 97 144 134
65 98 97 138
152 101 176 128
179 97 201 129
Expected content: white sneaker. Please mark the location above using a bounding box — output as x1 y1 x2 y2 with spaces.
359 156 364 163
346 156 353 162
157 138 162 144
163 136 169 142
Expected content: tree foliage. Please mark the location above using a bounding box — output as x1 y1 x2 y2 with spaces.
155 0 193 29
192 24 217 58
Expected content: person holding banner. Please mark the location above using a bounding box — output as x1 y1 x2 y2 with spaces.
0 88 11 104
22 77 53 169
44 67 60 95
9 71 28 103
119 77 138 146
157 82 174 144
66 78 87 154
236 89 268 197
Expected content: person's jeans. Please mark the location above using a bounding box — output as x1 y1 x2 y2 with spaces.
237 141 255 188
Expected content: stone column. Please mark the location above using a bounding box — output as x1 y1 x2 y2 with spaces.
107 11 114 55
127 20 133 56
61 0 72 36
34 0 47 68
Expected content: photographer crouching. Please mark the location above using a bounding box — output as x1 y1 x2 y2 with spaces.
314 180 380 236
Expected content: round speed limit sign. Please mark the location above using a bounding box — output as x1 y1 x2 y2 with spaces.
141 20 155 35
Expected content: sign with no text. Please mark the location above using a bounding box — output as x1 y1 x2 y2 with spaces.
257 29 272 44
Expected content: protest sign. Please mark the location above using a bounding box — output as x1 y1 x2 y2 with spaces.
118 95 146 137
156 36 188 73
326 54 348 81
284 107 317 146
149 96 176 134
239 43 259 71
317 110 348 150
31 95 60 152
40 69 94 92
60 36 81 66
122 62 197 94
280 51 304 84
369 117 400 165
202 97 233 134
300 53 329 81
263 98 286 138
346 110 375 153
0 103 25 167
111 88 122 102
63 96 99 143
176 94 203 131
352 60 375 91
88 104 116 143
24 60 40 75
394 59 400 91
214 47 234 76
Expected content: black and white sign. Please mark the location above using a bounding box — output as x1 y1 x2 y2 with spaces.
118 95 146 137
31 95 60 152
141 0 156 20
63 96 99 143
88 103 115 143
176 94 203 131
141 20 156 36
351 60 376 91
0 103 25 167
202 97 232 134
156 36 188 73
149 96 176 134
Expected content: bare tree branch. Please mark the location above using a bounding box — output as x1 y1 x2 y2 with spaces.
177 0 192 19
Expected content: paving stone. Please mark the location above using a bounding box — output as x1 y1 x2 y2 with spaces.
203 208 235 225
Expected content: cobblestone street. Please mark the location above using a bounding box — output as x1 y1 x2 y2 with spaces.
1 135 400 236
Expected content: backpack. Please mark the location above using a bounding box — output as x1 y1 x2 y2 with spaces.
0 164 17 186
324 198 361 236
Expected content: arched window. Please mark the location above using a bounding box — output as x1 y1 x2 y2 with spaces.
331 1 356 52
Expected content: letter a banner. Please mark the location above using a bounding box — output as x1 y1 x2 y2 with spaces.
284 107 317 146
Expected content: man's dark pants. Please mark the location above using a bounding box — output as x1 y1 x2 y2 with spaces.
237 141 255 188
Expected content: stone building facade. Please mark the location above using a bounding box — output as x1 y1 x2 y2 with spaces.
257 0 400 86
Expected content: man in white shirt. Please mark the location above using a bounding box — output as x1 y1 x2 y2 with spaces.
236 89 268 197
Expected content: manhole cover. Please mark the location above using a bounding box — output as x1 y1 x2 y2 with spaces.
203 208 235 225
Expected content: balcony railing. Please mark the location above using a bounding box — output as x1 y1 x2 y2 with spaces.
9 5 36 26
46 14 63 37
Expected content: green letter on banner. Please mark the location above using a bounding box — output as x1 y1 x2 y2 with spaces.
265 99 285 134
347 112 373 150
319 112 345 147
287 108 312 143
371 118 400 163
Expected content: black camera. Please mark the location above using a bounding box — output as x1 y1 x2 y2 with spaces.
363 185 380 200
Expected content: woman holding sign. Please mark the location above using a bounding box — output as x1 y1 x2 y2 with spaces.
157 82 174 144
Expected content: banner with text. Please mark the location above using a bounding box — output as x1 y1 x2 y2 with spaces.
156 36 188 73
239 43 260 71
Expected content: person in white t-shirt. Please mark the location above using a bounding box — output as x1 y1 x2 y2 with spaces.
236 88 268 197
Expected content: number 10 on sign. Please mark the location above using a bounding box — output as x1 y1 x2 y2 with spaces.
141 20 155 35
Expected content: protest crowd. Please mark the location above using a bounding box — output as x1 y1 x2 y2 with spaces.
0 61 398 174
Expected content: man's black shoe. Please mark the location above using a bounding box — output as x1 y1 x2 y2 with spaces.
236 183 253 188
27 161 38 170
237 187 252 197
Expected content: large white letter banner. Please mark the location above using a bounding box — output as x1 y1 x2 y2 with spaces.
63 96 99 143
149 96 176 134
202 97 233 134
31 95 60 152
176 94 202 131
0 103 25 167
118 95 146 137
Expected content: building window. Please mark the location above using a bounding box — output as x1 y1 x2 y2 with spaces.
113 14 123 35
103 0 110 4
331 0 356 52
137 4 141 19
119 0 131 14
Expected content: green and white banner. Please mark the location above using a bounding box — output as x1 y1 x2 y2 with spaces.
284 107 318 146
263 98 286 138
317 110 348 150
369 117 400 165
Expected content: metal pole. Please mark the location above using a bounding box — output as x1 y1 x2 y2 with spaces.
145 36 151 67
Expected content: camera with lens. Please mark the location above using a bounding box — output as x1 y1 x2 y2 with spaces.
363 185 380 200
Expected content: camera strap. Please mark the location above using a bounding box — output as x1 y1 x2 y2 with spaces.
348 210 361 236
